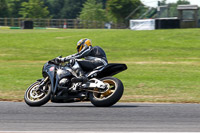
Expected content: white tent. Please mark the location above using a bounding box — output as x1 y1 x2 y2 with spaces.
130 19 155 30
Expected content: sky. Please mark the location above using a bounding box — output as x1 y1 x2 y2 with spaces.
141 0 200 7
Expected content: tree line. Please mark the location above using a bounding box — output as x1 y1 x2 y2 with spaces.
0 0 142 23
0 0 193 23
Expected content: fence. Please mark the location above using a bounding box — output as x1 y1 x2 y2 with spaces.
0 18 126 29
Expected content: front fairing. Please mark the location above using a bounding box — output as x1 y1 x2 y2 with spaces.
42 62 56 94
42 62 56 77
43 62 72 95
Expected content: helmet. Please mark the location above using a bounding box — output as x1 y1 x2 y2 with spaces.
76 38 92 52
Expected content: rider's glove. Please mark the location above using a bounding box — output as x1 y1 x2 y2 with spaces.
55 57 65 63
64 56 72 62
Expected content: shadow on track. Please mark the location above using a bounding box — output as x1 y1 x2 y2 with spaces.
42 103 152 108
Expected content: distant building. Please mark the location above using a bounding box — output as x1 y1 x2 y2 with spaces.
177 5 199 28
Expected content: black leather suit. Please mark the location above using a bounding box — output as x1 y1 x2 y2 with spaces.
63 45 108 72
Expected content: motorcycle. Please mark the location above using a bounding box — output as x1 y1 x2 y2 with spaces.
24 56 127 107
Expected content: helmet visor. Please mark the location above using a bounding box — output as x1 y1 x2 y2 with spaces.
77 44 83 52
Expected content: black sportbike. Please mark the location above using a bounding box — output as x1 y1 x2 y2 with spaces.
24 57 127 107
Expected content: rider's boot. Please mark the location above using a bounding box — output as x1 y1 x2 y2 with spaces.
71 69 88 83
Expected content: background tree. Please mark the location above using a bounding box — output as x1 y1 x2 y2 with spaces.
0 0 9 17
107 0 142 23
7 0 28 18
158 0 167 6
96 0 107 9
43 0 86 19
79 0 108 22
43 0 64 18
19 0 49 18
60 0 87 19
177 0 190 5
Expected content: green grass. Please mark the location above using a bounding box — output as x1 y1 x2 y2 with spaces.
0 29 200 102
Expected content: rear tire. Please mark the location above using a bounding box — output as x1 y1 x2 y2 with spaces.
90 77 124 107
24 81 51 107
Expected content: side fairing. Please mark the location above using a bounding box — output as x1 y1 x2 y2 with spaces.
54 68 71 94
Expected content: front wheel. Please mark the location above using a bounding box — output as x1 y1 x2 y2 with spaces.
24 81 51 106
90 77 124 107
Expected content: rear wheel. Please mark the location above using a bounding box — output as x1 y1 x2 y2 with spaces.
24 81 51 106
90 77 124 107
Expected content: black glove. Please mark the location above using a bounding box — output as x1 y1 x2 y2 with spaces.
55 57 64 63
64 56 71 62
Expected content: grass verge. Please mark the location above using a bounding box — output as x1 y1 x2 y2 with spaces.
0 29 200 103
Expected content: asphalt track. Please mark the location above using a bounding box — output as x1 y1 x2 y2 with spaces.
0 101 200 132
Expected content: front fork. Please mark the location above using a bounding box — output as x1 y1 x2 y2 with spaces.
37 77 49 91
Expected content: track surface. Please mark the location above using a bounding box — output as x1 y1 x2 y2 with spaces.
0 102 200 132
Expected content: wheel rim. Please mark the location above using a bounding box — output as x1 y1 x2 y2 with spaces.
26 82 50 102
93 79 117 100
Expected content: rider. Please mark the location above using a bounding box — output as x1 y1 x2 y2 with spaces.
56 38 108 82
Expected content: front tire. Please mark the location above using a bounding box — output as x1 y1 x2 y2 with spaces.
90 77 124 107
24 81 51 106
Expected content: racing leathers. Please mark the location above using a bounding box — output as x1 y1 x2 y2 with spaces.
61 45 108 72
